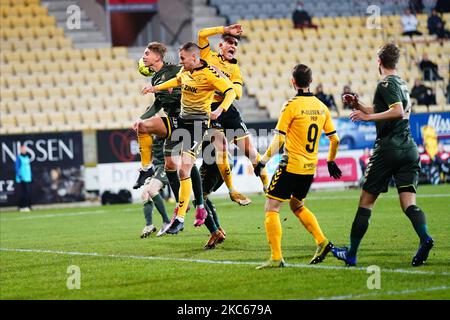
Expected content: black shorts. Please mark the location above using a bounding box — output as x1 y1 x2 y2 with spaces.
200 161 223 196
363 147 421 194
210 103 249 142
162 116 209 159
266 161 314 202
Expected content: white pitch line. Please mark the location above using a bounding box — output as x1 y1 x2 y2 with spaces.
306 193 450 200
315 285 450 300
0 210 108 221
1 247 449 277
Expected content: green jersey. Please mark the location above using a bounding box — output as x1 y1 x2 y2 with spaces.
372 75 416 150
141 62 182 119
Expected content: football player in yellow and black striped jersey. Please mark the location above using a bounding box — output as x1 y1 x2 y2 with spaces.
198 25 269 205
138 42 237 234
254 64 342 269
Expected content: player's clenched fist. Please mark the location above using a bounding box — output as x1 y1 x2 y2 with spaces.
342 93 359 109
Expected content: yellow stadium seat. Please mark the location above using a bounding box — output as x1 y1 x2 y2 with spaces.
43 62 61 74
24 100 40 113
113 109 130 124
17 5 33 16
70 97 90 112
119 96 135 108
69 73 86 86
33 112 49 126
65 111 81 124
1 113 17 129
96 48 113 59
276 18 290 29
51 50 67 61
88 97 105 110
135 94 154 107
30 88 47 100
112 46 128 59
55 74 71 87
25 0 40 5
94 85 111 97
103 97 121 110
49 111 66 127
250 18 267 31
57 37 72 49
75 60 92 73
12 63 29 75
82 48 98 60
35 74 53 88
39 15 55 27
39 99 57 113
109 84 126 96
99 71 117 84
81 110 98 128
12 40 28 51
31 5 47 16
5 76 22 88
62 87 79 99
55 98 73 112
46 87 63 99
61 61 76 73
6 101 24 114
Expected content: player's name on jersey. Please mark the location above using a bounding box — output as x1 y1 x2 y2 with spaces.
301 110 326 116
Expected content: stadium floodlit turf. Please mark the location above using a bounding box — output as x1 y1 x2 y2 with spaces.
1 185 449 300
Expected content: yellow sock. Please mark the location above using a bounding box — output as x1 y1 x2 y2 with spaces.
138 132 153 168
216 150 234 192
294 206 326 245
177 177 192 218
265 211 283 260
255 152 269 189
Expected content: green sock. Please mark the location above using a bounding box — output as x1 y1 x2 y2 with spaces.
143 201 154 226
206 198 220 227
405 205 430 243
204 204 218 234
348 207 371 257
190 165 204 207
152 193 170 224
166 170 180 202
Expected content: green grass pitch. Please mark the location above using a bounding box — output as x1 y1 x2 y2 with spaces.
1 185 449 300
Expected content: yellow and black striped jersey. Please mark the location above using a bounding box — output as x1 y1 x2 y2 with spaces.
155 60 234 120
175 61 234 119
275 91 337 175
198 26 243 103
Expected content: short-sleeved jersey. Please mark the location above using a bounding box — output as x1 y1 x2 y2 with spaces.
372 75 416 150
152 63 182 116
201 50 243 104
175 60 234 120
275 91 337 175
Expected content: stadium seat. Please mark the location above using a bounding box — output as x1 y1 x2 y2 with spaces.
62 87 79 99
71 96 90 112
88 97 105 110
54 74 71 87
69 74 85 86
39 99 57 113
56 98 73 112
38 74 55 87
112 46 128 59
30 88 47 100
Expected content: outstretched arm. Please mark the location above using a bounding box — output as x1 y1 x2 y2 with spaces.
198 25 243 59
142 77 179 94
